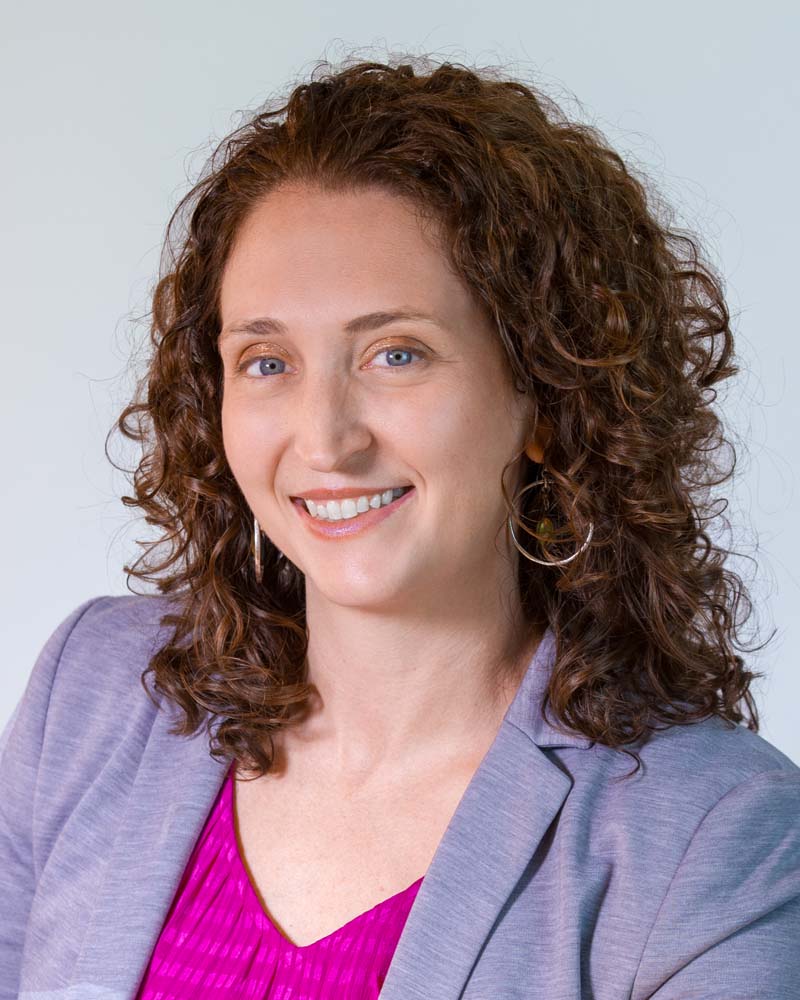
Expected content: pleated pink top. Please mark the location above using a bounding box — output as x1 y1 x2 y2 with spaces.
134 759 424 999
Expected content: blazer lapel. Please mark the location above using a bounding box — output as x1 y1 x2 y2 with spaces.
380 626 593 1000
70 704 231 996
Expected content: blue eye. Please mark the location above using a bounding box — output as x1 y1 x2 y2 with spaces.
375 347 417 368
243 356 287 377
370 346 426 368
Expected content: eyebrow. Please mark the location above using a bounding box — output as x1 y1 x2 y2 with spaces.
218 309 445 344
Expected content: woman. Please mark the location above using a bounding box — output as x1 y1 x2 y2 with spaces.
2 55 798 999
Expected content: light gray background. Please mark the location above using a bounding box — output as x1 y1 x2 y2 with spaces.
2 1 797 763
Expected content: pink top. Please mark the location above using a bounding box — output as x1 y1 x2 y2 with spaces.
134 760 424 998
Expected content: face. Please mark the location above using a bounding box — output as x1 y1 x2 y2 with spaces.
218 181 543 611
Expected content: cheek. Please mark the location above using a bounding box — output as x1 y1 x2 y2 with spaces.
403 382 468 441
395 383 506 463
220 396 272 486
425 399 520 509
416 390 505 466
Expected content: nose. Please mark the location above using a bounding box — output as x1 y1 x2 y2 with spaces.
292 370 373 471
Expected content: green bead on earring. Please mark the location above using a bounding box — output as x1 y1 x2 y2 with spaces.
536 516 555 540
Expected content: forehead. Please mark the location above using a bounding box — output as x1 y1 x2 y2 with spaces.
218 183 474 327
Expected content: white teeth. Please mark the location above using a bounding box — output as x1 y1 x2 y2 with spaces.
302 487 409 521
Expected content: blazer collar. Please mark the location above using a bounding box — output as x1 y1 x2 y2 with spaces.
505 624 595 750
72 624 591 998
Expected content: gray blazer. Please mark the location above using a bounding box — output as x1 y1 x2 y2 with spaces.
2 594 799 999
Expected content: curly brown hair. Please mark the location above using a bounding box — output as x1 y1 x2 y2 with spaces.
111 53 767 781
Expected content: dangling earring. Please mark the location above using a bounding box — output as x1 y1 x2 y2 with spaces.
507 468 594 566
252 515 288 582
252 515 264 582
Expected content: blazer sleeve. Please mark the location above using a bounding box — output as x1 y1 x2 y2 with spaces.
0 596 106 1000
632 767 800 1000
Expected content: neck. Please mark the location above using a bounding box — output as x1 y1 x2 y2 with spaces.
279 576 543 789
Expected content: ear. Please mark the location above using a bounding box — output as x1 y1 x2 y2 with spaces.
523 417 552 465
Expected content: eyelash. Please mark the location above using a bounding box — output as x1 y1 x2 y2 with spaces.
236 344 429 378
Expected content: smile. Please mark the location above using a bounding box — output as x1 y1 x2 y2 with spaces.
291 486 416 538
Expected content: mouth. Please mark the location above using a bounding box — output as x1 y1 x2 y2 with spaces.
290 485 416 538
291 484 413 504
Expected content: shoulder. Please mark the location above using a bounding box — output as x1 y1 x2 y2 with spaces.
3 593 183 767
0 593 189 876
56 591 184 718
549 712 800 994
632 711 800 805
623 719 800 996
557 708 799 867
43 592 181 706
54 590 179 665
644 717 800 867
562 711 800 913
642 715 800 781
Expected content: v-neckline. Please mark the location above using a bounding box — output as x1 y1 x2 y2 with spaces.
225 761 425 951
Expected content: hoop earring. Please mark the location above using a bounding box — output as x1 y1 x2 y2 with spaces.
507 470 594 567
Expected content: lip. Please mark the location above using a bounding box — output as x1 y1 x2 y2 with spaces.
291 485 412 501
291 486 416 538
